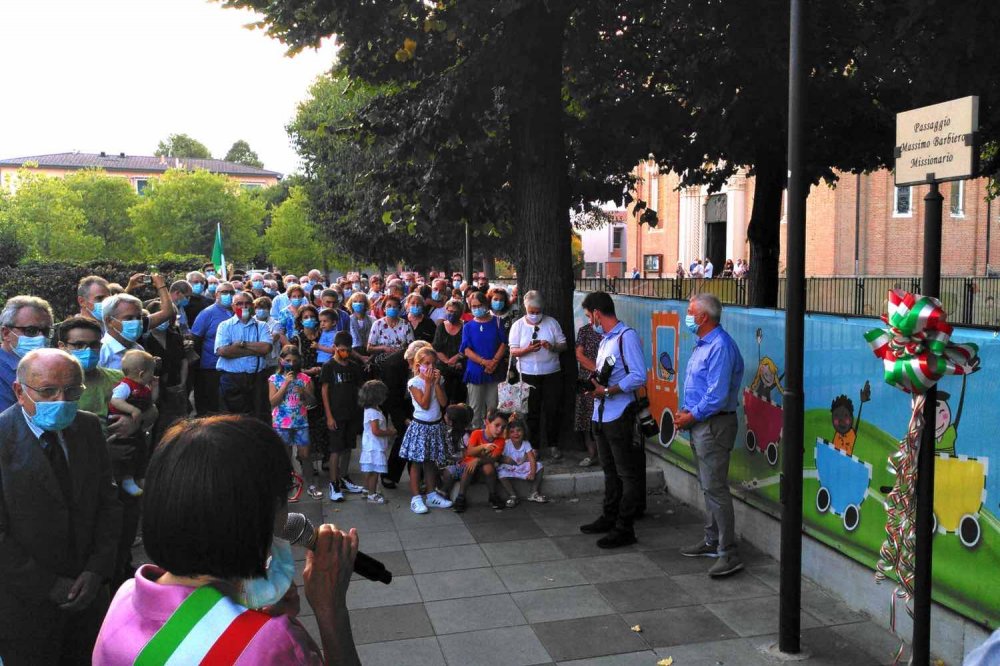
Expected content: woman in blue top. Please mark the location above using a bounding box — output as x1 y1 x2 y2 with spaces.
460 291 508 428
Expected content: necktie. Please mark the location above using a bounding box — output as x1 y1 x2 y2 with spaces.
42 431 73 504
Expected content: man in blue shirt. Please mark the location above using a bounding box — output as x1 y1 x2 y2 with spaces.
579 291 648 549
215 291 272 416
269 274 298 319
190 282 236 415
676 293 745 576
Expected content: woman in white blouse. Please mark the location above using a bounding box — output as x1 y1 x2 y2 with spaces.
508 290 568 460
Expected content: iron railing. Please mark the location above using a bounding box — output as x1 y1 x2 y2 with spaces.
567 276 1000 328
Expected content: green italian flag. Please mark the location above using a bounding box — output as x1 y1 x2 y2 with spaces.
211 223 228 281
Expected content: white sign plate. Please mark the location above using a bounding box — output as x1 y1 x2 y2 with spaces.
894 95 979 186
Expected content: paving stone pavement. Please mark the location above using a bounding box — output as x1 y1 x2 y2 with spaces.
132 467 916 665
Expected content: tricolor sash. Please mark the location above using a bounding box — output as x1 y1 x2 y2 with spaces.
135 585 270 666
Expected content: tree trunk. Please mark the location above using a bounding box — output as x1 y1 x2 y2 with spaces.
746 156 786 307
505 1 575 448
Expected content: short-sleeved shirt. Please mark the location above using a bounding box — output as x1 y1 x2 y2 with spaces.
462 428 504 465
832 429 857 456
270 371 312 429
191 303 233 370
502 439 535 465
316 330 336 364
407 376 443 421
78 367 124 422
319 359 363 421
368 317 413 350
459 316 507 385
509 315 567 376
409 316 436 343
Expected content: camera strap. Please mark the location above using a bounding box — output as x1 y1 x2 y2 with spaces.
598 327 636 427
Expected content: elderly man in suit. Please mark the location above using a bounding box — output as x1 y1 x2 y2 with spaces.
0 348 122 665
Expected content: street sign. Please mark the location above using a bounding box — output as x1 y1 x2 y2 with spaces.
894 96 979 186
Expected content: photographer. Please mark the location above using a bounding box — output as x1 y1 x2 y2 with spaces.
578 292 646 549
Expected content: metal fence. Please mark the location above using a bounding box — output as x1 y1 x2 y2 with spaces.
570 276 1000 329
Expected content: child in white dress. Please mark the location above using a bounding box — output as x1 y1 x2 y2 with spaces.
358 380 396 504
497 417 547 506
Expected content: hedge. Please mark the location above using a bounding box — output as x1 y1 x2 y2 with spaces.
0 257 208 321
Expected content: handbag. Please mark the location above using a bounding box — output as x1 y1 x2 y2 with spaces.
497 357 532 415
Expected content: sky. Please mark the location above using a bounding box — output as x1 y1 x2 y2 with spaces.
0 0 339 176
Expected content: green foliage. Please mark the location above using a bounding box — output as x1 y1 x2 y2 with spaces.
128 169 265 263
264 186 335 273
224 139 264 168
0 257 206 320
1 169 103 261
571 232 584 278
63 169 141 259
154 133 213 159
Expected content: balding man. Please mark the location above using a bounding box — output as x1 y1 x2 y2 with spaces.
0 296 54 413
0 349 122 664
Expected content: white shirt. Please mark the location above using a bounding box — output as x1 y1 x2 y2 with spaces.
361 407 389 454
407 376 442 421
704 261 714 278
508 315 566 376
429 306 448 323
99 333 144 370
21 409 69 461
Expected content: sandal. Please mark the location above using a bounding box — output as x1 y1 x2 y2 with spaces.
505 495 519 508
527 492 548 503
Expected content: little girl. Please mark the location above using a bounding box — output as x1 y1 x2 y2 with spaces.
497 417 547 506
358 379 395 504
269 345 322 501
399 346 453 514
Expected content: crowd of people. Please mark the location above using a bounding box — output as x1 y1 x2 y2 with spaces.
672 257 749 279
0 261 755 664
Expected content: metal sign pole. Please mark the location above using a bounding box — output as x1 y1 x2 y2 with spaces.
912 182 942 666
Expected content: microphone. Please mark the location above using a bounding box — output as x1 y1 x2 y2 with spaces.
282 513 392 585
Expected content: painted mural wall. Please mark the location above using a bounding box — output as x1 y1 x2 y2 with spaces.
573 292 999 629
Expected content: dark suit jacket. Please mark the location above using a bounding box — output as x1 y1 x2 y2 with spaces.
0 405 122 637
184 294 212 330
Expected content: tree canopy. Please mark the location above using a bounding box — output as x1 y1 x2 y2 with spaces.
154 133 213 159
264 186 340 274
224 139 264 168
64 169 141 259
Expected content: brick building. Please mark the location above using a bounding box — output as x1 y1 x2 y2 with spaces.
625 159 996 277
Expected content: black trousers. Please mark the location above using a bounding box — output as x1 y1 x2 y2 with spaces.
194 368 221 415
0 587 109 666
522 371 563 449
595 405 643 532
219 371 257 415
383 400 411 483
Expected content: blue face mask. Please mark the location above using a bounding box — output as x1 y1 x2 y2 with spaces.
491 300 504 312
385 306 400 319
431 290 441 301
90 301 104 320
191 283 205 295
351 302 365 314
177 297 190 308
302 318 318 329
252 280 264 290
255 308 269 321
206 271 216 278
25 394 79 432
453 280 462 290
352 283 361 292
685 314 700 335
304 281 316 292
290 297 305 307
446 312 461 324
70 348 98 372
155 320 170 332
343 288 353 298
472 307 488 318
207 284 218 295
592 318 604 335
119 319 143 342
220 294 234 308
14 334 47 358
238 537 295 610
409 305 423 316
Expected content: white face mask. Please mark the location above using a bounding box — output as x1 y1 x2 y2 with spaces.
237 537 295 609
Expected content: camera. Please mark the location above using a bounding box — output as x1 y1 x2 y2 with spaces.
634 395 658 438
577 355 616 394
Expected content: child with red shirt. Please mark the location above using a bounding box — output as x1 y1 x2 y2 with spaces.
109 349 159 496
442 408 508 512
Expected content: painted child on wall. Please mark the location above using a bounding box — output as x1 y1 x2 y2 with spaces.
830 381 871 456
934 376 968 455
750 357 783 403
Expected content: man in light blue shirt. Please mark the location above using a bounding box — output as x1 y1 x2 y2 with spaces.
215 291 271 416
190 283 236 415
676 293 745 576
269 274 298 319
579 291 647 549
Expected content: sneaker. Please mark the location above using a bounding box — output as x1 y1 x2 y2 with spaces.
708 553 745 577
680 540 719 558
367 492 386 504
578 456 596 467
580 516 615 534
307 484 324 500
505 495 519 508
597 529 637 549
526 491 548 503
424 490 453 509
122 477 144 497
410 495 429 514
342 476 365 494
489 493 505 510
453 494 467 513
328 482 345 502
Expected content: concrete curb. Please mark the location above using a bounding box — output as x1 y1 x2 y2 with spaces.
460 467 665 501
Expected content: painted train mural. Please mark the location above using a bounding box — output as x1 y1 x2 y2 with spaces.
573 293 999 629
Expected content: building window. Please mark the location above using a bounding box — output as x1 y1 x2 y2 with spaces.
649 176 658 213
611 226 623 251
240 182 263 190
950 181 964 217
893 186 913 217
135 179 149 195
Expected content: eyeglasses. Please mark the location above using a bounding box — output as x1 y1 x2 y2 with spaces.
9 325 51 338
23 382 86 401
64 340 102 351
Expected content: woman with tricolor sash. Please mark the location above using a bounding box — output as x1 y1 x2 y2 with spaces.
93 415 360 665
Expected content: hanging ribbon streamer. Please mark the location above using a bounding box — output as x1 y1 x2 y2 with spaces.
865 289 980 664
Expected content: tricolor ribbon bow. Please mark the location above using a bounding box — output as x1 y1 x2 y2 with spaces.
864 289 980 394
